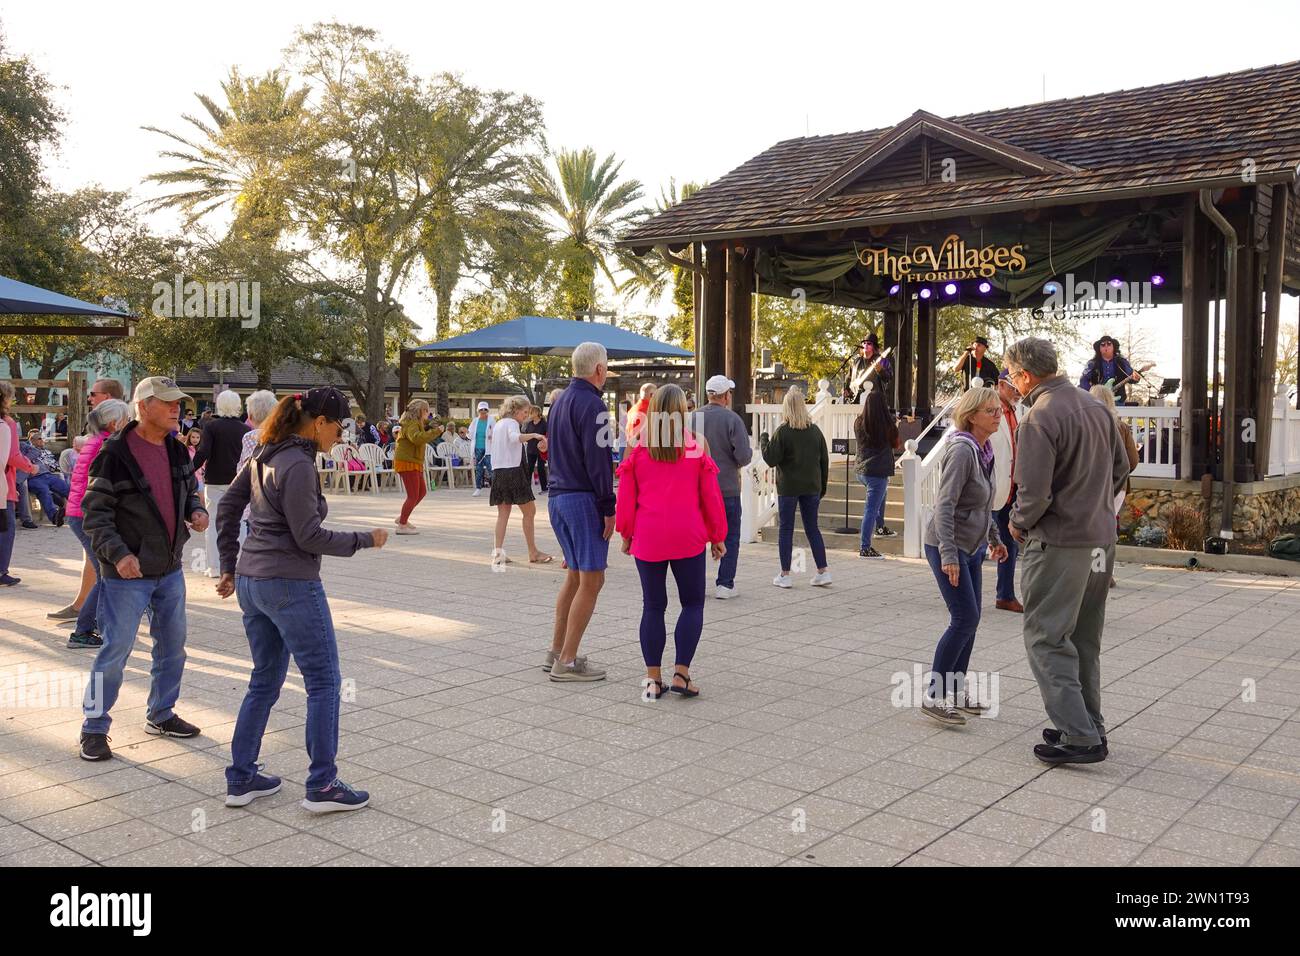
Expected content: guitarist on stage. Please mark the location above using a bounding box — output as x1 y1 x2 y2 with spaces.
1079 335 1138 404
848 334 893 406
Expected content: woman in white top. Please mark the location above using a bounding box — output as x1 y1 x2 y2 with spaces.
488 395 551 565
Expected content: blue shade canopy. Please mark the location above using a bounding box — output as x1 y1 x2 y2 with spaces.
411 315 692 360
0 275 134 317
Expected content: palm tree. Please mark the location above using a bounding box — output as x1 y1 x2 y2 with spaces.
525 147 660 316
142 68 308 238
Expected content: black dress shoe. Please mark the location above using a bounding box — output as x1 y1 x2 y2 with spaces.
1034 743 1107 764
1042 728 1108 750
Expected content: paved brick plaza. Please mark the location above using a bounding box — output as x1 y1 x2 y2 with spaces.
2 489 1298 867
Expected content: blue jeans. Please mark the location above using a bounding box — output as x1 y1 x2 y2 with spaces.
473 449 491 489
15 476 32 523
716 496 742 588
67 517 102 635
778 494 827 573
924 544 985 701
82 569 188 733
635 549 706 667
0 501 14 574
228 577 341 792
28 473 69 523
992 500 1019 602
857 475 889 550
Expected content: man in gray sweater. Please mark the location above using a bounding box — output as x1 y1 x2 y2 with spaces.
1004 338 1129 766
690 375 753 598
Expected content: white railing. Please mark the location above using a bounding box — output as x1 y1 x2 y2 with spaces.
1267 393 1300 477
899 426 955 558
1115 406 1179 478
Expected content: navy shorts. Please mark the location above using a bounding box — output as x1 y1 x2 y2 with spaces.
548 492 609 572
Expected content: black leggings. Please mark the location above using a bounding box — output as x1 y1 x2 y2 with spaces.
634 549 706 667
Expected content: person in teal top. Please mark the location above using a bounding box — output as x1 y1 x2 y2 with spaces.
471 402 496 497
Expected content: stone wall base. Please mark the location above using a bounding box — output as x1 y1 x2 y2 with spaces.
1122 475 1300 543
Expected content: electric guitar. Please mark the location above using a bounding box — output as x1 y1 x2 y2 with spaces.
1104 362 1155 396
848 346 893 399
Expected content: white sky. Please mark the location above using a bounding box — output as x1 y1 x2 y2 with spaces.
4 0 1299 382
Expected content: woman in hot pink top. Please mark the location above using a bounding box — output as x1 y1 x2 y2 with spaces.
615 384 727 699
1 382 36 585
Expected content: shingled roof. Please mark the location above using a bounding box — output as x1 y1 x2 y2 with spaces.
622 61 1300 249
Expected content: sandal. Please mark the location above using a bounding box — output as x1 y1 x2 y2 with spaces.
529 553 554 564
642 678 668 700
670 670 699 698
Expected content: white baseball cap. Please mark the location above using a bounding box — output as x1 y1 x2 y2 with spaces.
705 374 736 395
477 401 489 410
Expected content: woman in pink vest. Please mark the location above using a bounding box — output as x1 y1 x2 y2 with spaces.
1 382 36 587
615 384 727 700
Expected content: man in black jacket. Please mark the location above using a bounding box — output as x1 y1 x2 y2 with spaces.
78 377 209 762
193 389 251 578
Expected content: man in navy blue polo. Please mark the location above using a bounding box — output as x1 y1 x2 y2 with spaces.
544 342 615 682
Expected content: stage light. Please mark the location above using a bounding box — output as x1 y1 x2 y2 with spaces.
1150 273 1166 287
888 283 900 295
919 287 932 300
977 281 992 294
1043 282 1060 295
944 283 958 296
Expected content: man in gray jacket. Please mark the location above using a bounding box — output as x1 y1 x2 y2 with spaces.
690 375 753 599
1004 338 1129 765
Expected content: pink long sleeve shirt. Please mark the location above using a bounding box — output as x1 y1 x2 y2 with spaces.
66 429 109 518
5 417 34 503
615 434 728 562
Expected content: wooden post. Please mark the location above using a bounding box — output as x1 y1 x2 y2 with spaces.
896 295 915 415
704 244 727 386
1255 184 1289 479
67 370 88 438
1231 200 1262 483
726 248 755 415
693 243 705 406
1181 195 1211 478
915 299 935 419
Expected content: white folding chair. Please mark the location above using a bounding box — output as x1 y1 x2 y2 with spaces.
357 443 389 494
316 452 335 492
326 443 354 495
425 442 452 490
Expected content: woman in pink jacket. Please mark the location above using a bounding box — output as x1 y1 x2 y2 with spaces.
1 382 36 587
62 399 130 647
615 384 727 699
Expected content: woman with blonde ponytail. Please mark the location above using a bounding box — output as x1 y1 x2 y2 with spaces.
487 395 550 565
392 398 440 534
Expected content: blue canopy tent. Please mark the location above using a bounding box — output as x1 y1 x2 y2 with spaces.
398 315 692 407
0 274 135 336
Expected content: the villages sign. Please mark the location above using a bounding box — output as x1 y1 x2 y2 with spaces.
857 234 1027 283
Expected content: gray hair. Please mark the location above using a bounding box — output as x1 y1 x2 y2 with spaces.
571 342 608 378
1089 384 1120 419
1004 337 1058 378
215 388 243 417
245 389 278 425
89 398 130 433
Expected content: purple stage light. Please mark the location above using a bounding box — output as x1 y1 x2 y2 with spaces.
919 287 932 300
944 283 958 296
1151 274 1165 287
977 281 992 294
888 283 900 295
1108 277 1124 288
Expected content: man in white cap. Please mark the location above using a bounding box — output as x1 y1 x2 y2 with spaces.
470 401 496 497
77 376 209 762
689 375 753 598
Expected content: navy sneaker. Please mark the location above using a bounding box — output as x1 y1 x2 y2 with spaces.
302 779 369 814
145 714 201 738
226 772 282 807
0 574 20 586
67 631 103 649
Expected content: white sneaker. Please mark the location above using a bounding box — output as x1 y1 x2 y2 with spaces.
714 585 737 600
472 488 482 497
811 571 833 587
395 524 420 535
772 574 793 589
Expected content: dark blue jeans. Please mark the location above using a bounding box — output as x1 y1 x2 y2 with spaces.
992 500 1019 602
229 577 341 792
857 475 889 550
28 473 69 522
924 544 985 701
15 476 32 523
716 496 741 588
0 501 14 574
67 517 101 634
778 494 827 572
635 549 706 667
82 569 187 733
473 449 491 489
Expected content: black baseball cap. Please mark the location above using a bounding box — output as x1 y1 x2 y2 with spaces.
973 336 989 346
298 387 350 422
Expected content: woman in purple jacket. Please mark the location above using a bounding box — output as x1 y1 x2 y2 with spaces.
216 388 388 814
